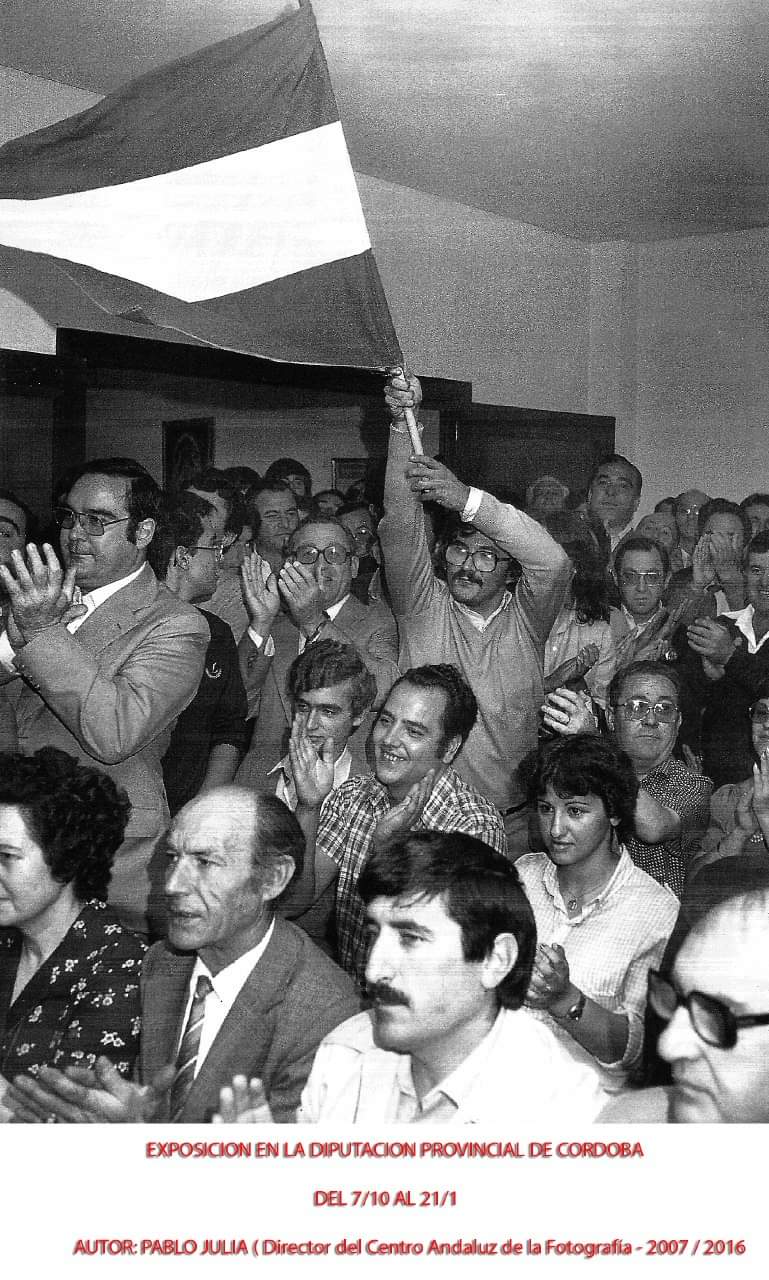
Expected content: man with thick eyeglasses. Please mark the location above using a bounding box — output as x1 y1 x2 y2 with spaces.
234 515 399 793
381 373 570 853
600 887 769 1122
0 458 209 934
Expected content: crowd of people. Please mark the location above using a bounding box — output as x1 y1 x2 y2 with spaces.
0 370 767 1126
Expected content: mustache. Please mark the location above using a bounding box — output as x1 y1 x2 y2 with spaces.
451 569 483 585
366 982 409 1008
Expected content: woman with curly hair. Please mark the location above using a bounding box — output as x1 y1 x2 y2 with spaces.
0 748 146 1120
517 734 678 1090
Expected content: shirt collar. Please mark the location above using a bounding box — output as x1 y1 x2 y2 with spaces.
190 918 275 1003
721 603 769 653
395 1008 505 1113
542 845 632 919
326 595 348 621
79 563 145 613
452 589 513 632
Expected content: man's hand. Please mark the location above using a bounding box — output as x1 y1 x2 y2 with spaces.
212 1075 274 1124
384 370 422 423
691 534 717 590
278 560 326 637
709 532 744 588
372 770 436 852
541 688 598 736
6 1058 174 1124
734 784 758 836
751 751 769 832
0 543 84 646
288 720 335 808
241 550 280 634
686 618 739 666
403 455 471 513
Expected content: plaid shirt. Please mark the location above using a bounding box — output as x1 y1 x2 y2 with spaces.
316 767 507 979
517 847 679 1088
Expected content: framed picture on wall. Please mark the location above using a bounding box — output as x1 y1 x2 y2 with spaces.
162 418 215 491
332 455 385 500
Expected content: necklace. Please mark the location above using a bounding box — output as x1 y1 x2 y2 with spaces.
560 865 617 913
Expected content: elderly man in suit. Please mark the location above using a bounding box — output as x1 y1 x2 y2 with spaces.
0 458 209 934
235 514 400 791
6 787 359 1124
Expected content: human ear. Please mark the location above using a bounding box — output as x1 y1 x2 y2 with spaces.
481 933 519 991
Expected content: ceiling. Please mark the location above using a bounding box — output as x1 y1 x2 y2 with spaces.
2 0 769 241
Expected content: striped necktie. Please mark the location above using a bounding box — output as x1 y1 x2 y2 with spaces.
169 974 213 1120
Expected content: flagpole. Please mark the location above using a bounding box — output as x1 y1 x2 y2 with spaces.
388 366 424 455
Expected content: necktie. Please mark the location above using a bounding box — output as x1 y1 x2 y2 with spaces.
169 974 213 1120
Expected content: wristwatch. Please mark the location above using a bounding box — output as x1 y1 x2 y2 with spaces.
561 990 586 1023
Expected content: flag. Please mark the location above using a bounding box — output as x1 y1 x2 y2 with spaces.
0 4 402 370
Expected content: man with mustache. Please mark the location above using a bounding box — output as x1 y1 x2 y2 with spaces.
214 831 607 1125
381 374 570 854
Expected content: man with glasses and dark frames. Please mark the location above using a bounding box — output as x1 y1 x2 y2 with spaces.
0 458 209 935
381 373 570 853
601 887 769 1122
608 661 711 897
235 514 399 792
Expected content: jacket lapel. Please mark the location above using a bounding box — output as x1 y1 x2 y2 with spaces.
73 564 159 660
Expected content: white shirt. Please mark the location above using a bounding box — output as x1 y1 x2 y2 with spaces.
298 1006 607 1124
0 563 145 671
721 603 769 654
268 746 353 811
178 920 275 1075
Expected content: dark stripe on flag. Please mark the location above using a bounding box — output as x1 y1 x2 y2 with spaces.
0 7 337 197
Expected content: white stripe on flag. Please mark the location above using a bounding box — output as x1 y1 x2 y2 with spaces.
0 122 371 301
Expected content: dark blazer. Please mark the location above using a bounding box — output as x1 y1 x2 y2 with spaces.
139 916 359 1122
235 594 399 790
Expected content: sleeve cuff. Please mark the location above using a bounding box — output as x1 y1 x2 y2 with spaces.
248 628 275 658
0 628 16 672
460 487 484 523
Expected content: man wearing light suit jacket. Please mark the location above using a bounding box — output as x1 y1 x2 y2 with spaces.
6 788 359 1125
0 458 209 933
235 514 400 791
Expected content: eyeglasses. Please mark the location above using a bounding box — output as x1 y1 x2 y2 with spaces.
648 969 769 1049
750 704 769 725
619 570 664 587
445 542 512 574
614 697 679 723
293 544 351 566
192 543 225 561
54 507 131 537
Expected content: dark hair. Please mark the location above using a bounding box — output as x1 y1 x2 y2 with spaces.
357 830 536 1010
186 467 245 538
0 748 130 901
740 493 769 511
309 490 346 518
220 466 262 497
654 497 678 515
252 793 305 887
608 659 682 710
288 514 354 555
287 639 376 719
68 458 162 544
338 499 379 523
247 481 299 538
147 491 216 580
0 488 33 542
614 534 670 578
264 458 311 492
543 512 610 624
589 453 643 496
385 664 478 754
520 734 639 842
698 498 751 542
746 530 769 559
